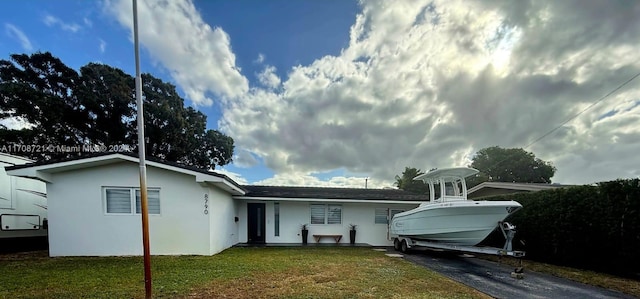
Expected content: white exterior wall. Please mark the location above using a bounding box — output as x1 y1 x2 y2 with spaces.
236 200 249 242
236 200 309 243
207 186 238 254
47 162 216 256
237 200 418 246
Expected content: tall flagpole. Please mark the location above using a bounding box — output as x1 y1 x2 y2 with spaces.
132 0 152 297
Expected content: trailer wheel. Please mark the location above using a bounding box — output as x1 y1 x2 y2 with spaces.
400 240 409 253
393 238 401 251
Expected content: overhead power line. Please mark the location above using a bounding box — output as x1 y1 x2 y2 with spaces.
523 70 640 150
484 69 640 175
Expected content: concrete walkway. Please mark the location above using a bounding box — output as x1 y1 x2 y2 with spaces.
233 242 371 247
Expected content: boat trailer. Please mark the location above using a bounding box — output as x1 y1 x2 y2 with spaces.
393 221 524 256
393 221 526 277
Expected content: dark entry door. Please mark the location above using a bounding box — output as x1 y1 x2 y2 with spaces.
247 203 266 243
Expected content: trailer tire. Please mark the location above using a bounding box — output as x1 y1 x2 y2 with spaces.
393 238 401 251
400 240 409 253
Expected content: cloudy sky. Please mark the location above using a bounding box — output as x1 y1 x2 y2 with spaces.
1 0 639 187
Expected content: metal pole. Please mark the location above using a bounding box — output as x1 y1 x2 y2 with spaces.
133 0 152 297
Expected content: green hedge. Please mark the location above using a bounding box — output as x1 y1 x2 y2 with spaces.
480 179 640 276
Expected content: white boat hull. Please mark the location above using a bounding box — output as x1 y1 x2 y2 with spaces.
390 200 522 246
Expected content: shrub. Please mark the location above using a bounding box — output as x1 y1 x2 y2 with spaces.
480 179 640 276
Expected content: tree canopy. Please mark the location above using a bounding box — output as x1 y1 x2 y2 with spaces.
468 146 556 186
394 167 430 194
0 52 233 169
394 146 556 192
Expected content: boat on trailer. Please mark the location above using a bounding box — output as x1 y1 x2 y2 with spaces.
390 167 522 247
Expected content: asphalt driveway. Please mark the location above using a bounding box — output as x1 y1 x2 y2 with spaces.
392 248 636 299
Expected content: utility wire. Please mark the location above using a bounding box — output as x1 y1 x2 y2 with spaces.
483 69 640 176
523 70 640 150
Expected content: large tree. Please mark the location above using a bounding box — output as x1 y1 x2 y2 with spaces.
394 167 430 194
139 73 233 168
469 146 556 185
0 52 233 169
0 52 89 154
77 63 135 146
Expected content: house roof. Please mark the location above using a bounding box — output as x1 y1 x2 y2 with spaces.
467 181 568 199
239 185 429 203
0 152 35 165
5 152 245 195
5 151 428 203
468 181 567 194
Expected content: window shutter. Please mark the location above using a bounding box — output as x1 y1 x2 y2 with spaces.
136 190 161 214
375 208 388 224
327 205 342 224
106 189 132 213
310 204 325 224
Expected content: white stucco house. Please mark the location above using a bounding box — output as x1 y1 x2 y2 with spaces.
236 185 422 246
6 153 423 256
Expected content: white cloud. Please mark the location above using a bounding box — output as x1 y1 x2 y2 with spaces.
104 0 249 106
233 149 259 168
83 17 93 27
0 115 35 130
4 23 33 51
252 173 391 189
99 39 107 53
220 0 640 185
43 14 81 32
101 0 640 186
43 15 56 26
214 167 393 188
211 168 248 185
256 65 281 89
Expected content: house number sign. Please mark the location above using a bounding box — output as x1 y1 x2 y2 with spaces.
204 194 209 215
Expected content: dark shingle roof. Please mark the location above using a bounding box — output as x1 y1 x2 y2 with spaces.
241 185 429 201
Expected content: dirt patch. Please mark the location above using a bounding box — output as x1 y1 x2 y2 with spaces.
0 250 48 261
181 265 350 298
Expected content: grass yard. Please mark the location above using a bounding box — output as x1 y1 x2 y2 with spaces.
0 247 489 299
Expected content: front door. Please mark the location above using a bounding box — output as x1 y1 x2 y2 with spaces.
247 203 266 243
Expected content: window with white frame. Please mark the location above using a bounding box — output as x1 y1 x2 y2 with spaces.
105 188 160 215
310 204 342 224
374 208 388 224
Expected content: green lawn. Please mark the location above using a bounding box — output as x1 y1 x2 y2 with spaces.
0 247 488 299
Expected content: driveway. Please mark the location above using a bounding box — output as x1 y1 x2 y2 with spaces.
391 248 636 299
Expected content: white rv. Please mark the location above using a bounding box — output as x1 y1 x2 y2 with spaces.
0 153 47 240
